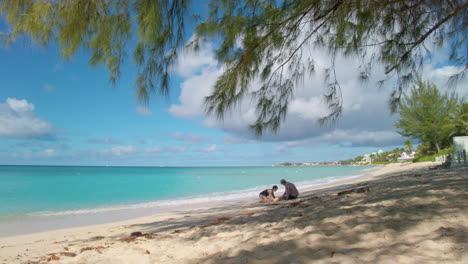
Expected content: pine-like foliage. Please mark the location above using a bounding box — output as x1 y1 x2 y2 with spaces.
395 78 460 153
1 0 466 135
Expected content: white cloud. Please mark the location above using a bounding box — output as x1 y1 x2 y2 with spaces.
168 40 467 149
136 106 153 116
172 131 210 143
199 144 222 152
173 41 218 78
11 148 57 159
168 67 221 118
288 97 330 121
88 136 121 145
276 129 401 152
100 146 137 157
223 135 257 144
0 98 56 139
145 146 187 153
422 65 467 96
42 148 55 157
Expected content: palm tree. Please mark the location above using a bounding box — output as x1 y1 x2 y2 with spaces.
404 140 413 154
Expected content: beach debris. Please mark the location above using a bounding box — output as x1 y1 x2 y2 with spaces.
337 186 370 196
47 255 60 261
80 246 106 253
213 217 231 224
91 236 105 241
119 236 137 243
130 231 144 237
144 233 157 239
290 202 303 207
330 251 335 258
47 252 77 257
122 232 157 240
145 249 151 254
422 181 432 184
242 212 255 217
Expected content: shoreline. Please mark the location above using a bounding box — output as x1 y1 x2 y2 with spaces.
1 161 466 263
0 165 375 237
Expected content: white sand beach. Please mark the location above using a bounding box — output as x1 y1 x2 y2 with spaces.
0 162 467 264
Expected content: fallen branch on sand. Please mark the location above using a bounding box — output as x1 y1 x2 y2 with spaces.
337 186 370 196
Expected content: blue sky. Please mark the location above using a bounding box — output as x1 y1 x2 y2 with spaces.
0 7 466 166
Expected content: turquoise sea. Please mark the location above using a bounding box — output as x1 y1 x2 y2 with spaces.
0 165 372 221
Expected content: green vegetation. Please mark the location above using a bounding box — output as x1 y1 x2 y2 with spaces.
451 103 468 137
1 1 467 134
339 78 465 165
413 147 453 163
395 78 462 153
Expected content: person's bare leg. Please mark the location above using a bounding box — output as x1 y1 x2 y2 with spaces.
259 195 269 202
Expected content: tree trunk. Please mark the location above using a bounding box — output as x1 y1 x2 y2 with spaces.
433 135 441 153
435 143 441 153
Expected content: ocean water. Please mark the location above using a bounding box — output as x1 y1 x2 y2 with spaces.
0 165 372 221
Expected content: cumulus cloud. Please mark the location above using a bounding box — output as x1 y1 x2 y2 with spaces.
168 67 221 118
168 41 467 149
0 98 56 139
421 65 467 96
173 41 218 78
276 129 402 152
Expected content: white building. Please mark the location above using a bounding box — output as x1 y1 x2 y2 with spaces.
398 151 416 161
361 154 372 164
452 136 468 167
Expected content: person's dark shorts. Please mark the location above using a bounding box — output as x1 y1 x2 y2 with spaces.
285 195 297 200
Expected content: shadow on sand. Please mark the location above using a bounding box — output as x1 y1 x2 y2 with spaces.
123 167 467 263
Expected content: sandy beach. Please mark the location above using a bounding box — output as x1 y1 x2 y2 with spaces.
0 162 467 264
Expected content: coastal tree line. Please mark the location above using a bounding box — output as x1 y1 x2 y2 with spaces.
340 78 467 165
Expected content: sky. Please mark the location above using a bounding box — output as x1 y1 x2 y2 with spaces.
0 5 466 166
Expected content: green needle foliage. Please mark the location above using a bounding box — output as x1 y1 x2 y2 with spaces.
450 102 468 137
395 78 461 153
1 0 467 135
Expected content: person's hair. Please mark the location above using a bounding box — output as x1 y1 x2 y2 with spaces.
280 179 286 184
272 185 278 190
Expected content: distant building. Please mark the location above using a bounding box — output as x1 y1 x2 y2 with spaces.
398 151 416 161
361 154 372 164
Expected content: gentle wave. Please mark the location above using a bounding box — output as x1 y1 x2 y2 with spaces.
31 172 365 217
